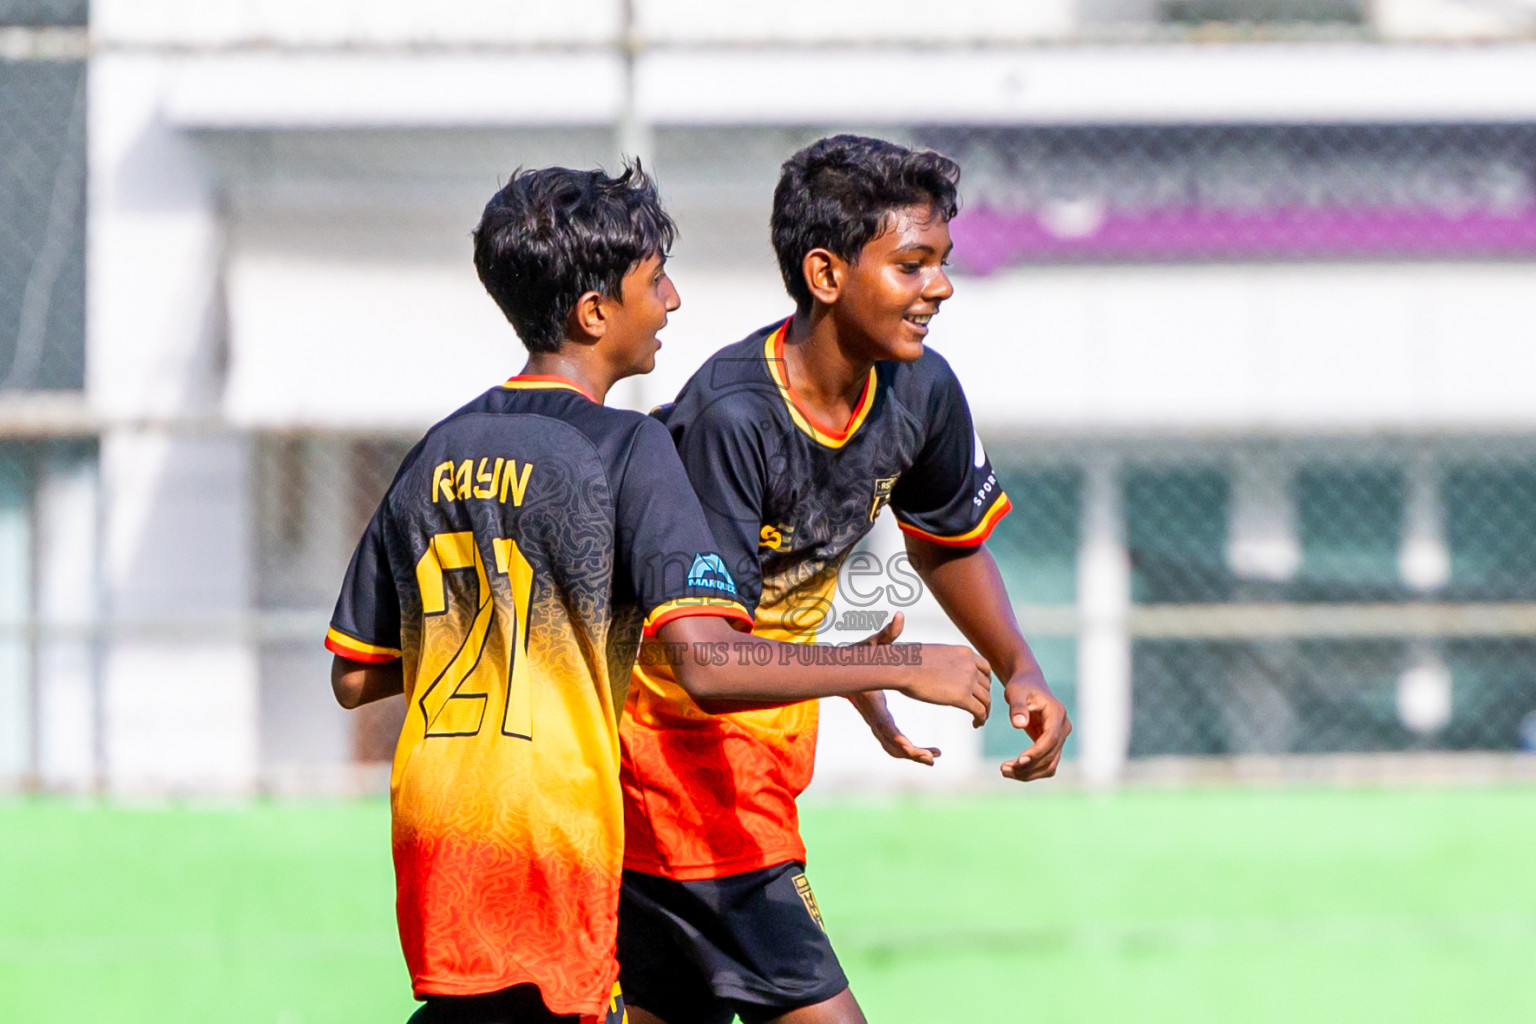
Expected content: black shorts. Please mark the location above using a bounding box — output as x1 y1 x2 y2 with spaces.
617 862 849 1024
406 983 625 1024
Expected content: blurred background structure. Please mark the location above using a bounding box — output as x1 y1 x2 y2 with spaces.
6 0 1536 796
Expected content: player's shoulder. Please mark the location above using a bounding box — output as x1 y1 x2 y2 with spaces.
885 344 966 412
454 379 649 436
889 344 961 394
410 380 657 486
681 322 781 398
664 321 787 432
879 346 969 437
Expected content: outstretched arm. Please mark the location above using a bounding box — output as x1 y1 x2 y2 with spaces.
904 535 1072 781
655 613 991 725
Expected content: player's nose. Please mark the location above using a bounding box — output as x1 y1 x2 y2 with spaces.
662 274 681 312
925 267 954 303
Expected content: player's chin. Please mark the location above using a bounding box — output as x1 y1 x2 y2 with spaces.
881 332 927 363
637 340 661 372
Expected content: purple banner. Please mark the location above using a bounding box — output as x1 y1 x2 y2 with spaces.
920 125 1536 272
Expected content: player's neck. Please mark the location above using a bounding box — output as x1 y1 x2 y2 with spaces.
784 309 874 419
519 352 614 404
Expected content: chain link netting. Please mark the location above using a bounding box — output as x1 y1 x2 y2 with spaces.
990 443 1536 761
0 56 85 393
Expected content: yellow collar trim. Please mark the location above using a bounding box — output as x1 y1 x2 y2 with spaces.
501 374 597 402
762 320 877 450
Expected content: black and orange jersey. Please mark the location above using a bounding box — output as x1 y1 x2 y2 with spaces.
326 374 750 1018
620 319 1009 880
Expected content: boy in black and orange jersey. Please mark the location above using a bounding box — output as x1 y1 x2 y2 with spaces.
324 163 993 1024
617 137 1074 1024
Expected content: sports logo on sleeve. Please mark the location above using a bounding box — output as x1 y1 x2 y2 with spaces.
687 553 739 595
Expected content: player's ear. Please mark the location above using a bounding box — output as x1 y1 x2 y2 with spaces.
802 248 842 306
568 289 607 342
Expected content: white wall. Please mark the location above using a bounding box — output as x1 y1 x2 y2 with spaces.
219 235 1536 435
936 262 1536 434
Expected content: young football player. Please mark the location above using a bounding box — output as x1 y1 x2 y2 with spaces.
618 136 1073 1024
324 163 993 1024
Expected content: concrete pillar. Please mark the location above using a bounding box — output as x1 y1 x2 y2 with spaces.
1077 455 1131 787
254 437 353 791
0 460 31 785
1225 452 1298 753
89 55 258 794
606 1 653 415
1399 453 1449 593
1397 639 1453 736
1226 452 1300 584
34 444 100 790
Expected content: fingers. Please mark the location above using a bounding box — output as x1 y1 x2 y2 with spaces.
887 734 940 766
999 714 1071 781
966 688 989 729
971 654 992 725
859 611 905 647
969 675 992 728
870 708 940 766
997 688 1072 781
1013 732 1053 767
999 744 1065 781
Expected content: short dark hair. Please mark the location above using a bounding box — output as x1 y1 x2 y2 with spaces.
771 135 961 311
473 162 676 353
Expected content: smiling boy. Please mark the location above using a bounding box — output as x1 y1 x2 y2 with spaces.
618 136 1073 1024
324 162 993 1024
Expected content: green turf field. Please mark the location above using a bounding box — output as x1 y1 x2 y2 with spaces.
3 787 1533 1023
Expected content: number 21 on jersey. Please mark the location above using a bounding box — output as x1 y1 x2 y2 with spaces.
414 531 534 740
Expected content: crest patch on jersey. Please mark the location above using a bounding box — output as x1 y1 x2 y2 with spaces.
687 553 738 594
869 476 898 521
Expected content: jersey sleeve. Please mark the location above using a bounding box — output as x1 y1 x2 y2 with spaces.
664 397 770 620
325 503 403 662
890 355 1011 548
616 416 754 637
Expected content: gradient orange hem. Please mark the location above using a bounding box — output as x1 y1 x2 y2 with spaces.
897 492 1012 548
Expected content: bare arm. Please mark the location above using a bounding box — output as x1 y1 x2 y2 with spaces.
330 655 404 709
905 534 1072 781
654 614 991 725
